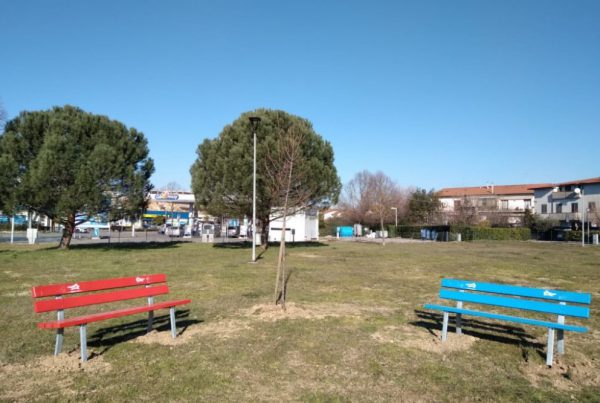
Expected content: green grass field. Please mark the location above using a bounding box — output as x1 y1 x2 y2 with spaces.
1 240 599 402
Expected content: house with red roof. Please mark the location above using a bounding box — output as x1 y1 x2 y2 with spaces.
436 183 544 226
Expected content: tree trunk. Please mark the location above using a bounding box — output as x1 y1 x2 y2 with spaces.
59 213 76 249
274 212 287 308
274 156 295 309
260 216 270 250
380 216 386 246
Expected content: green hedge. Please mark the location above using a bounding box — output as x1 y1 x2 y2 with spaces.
565 230 600 242
393 225 531 241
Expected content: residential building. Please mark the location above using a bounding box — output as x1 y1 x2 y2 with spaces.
437 184 544 226
531 177 600 229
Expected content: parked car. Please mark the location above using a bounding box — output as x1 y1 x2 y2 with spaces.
226 225 240 237
165 224 185 237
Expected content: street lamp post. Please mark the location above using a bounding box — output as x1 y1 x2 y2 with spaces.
575 187 584 247
249 116 261 262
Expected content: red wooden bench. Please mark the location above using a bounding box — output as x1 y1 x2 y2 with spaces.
32 273 191 362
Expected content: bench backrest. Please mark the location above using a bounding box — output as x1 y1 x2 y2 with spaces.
438 278 591 319
32 274 169 313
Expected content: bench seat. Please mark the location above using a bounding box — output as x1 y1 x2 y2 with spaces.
38 299 191 329
424 278 591 367
424 304 588 333
32 273 191 362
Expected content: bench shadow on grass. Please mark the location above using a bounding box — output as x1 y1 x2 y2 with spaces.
86 309 201 358
412 310 547 360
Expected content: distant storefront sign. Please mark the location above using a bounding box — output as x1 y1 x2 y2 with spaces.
155 192 179 201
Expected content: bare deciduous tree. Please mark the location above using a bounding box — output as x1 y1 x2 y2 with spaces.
338 171 374 224
339 170 404 244
264 125 312 309
369 172 402 246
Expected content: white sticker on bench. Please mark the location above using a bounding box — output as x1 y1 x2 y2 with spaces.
135 277 146 283
466 283 476 289
67 283 80 292
543 290 556 297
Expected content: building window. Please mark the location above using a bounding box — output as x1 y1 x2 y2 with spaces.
501 200 509 210
524 199 531 209
557 204 562 213
541 204 547 214
589 202 597 212
571 203 578 213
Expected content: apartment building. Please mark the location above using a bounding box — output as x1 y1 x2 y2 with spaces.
531 177 600 229
437 184 543 225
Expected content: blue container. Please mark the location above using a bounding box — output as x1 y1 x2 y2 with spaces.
337 226 354 238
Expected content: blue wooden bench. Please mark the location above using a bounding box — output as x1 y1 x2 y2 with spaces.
424 279 591 366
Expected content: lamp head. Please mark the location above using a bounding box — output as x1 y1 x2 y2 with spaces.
249 116 261 131
574 187 581 195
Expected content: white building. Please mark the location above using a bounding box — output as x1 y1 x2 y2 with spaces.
531 177 600 229
437 184 541 225
268 209 319 242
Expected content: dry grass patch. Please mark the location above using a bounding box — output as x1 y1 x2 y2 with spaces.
134 319 251 346
135 302 395 346
242 302 394 321
0 352 111 401
521 351 600 391
371 324 478 353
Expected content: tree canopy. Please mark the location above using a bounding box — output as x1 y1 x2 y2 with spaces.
190 109 341 239
406 188 441 225
0 105 154 248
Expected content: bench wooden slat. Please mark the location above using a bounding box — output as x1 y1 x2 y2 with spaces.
31 274 167 298
34 285 169 313
439 289 590 318
441 279 591 304
424 304 588 333
37 299 192 329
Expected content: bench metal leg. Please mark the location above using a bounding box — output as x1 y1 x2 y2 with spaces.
80 324 88 362
557 330 564 355
441 312 449 342
170 307 177 339
557 311 565 355
455 313 462 335
147 311 154 333
546 328 555 367
54 329 64 356
456 298 463 335
147 294 154 333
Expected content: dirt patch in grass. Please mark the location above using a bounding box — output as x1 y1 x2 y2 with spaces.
242 302 394 321
0 352 111 401
134 302 394 346
521 352 600 391
1 290 30 297
134 302 393 346
371 325 478 353
134 319 252 346
290 252 321 259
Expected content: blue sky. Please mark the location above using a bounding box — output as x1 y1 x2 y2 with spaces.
1 1 599 191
